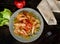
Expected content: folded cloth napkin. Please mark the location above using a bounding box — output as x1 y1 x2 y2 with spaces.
37 0 57 25
46 0 60 12
56 1 60 12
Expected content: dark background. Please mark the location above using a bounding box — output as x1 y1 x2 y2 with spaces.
0 0 60 44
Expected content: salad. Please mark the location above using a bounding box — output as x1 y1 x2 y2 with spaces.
14 11 41 39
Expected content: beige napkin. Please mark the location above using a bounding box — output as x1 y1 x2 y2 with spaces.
56 1 60 10
37 0 57 25
46 0 60 12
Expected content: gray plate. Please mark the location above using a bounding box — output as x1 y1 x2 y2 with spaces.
9 8 44 43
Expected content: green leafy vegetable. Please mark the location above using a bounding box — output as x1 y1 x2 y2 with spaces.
1 8 12 20
0 13 3 18
0 8 12 26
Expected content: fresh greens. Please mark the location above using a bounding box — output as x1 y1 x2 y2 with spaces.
0 8 12 26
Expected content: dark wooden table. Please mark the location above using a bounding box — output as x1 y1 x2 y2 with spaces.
0 0 60 44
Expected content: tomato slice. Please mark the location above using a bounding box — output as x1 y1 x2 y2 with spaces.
24 23 32 31
14 0 26 8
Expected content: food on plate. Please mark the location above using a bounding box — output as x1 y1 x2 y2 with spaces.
0 8 12 26
13 11 40 39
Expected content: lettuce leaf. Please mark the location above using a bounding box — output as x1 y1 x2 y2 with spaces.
0 8 12 26
1 8 12 20
0 18 9 26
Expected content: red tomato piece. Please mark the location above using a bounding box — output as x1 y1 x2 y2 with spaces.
14 0 26 8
